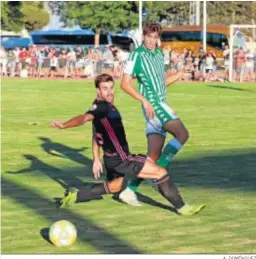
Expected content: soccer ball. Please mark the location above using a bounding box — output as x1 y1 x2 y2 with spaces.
49 220 77 247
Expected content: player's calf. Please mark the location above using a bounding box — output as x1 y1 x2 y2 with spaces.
59 177 124 208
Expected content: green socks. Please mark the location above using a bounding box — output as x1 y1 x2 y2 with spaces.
127 178 143 191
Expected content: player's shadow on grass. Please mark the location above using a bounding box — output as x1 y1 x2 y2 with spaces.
39 137 91 166
135 193 178 214
2 177 142 254
170 148 256 191
7 154 95 190
207 84 252 92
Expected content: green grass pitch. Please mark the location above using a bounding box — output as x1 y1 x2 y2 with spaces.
2 78 256 254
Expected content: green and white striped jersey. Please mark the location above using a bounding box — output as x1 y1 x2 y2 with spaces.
123 45 166 104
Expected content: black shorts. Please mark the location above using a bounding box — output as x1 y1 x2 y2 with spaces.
104 153 146 181
50 66 57 72
206 69 213 73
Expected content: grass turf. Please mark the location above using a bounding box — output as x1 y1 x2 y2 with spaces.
1 78 256 254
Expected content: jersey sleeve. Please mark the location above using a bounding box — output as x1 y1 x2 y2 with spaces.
85 102 108 118
123 51 141 77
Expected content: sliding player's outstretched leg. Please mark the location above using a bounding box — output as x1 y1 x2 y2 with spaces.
59 177 124 208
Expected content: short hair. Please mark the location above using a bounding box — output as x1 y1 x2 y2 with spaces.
95 74 114 88
143 20 162 36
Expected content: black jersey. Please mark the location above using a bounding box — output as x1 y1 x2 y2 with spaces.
86 99 130 160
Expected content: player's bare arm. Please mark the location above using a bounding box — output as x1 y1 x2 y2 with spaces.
92 135 103 180
165 69 185 87
51 113 94 129
121 73 155 119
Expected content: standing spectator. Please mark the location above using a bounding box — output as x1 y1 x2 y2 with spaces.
209 50 217 72
254 49 256 82
110 46 120 79
205 52 215 81
66 48 76 78
7 49 15 77
54 47 61 57
18 48 29 77
0 46 8 76
185 49 195 80
234 47 246 82
43 46 50 69
198 47 206 74
93 47 103 76
75 46 84 78
84 47 94 78
223 45 230 81
29 46 38 77
170 48 179 71
193 56 200 72
49 54 58 78
59 49 67 77
181 48 188 68
13 47 21 76
245 50 254 82
116 47 129 79
163 46 170 72
102 45 114 73
36 47 45 77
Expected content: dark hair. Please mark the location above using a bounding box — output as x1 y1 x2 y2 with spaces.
143 20 162 36
95 74 114 88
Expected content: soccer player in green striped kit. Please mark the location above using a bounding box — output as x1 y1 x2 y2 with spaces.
120 21 205 215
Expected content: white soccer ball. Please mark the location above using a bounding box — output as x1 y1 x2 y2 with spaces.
49 220 77 247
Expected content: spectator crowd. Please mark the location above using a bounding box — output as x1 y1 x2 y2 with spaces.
0 44 255 82
0 45 129 80
163 45 256 82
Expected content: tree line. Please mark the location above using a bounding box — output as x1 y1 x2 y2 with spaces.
1 1 255 33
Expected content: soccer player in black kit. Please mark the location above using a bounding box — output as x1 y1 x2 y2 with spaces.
52 74 205 215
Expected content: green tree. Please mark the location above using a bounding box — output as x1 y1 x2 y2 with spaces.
58 1 138 46
1 2 23 32
0 1 49 32
143 1 256 28
20 2 49 31
143 1 190 25
207 1 256 25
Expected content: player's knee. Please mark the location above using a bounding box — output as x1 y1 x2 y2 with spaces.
147 152 159 163
155 167 167 180
177 128 189 144
107 177 124 193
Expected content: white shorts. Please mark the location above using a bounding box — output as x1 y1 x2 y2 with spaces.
142 103 179 137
